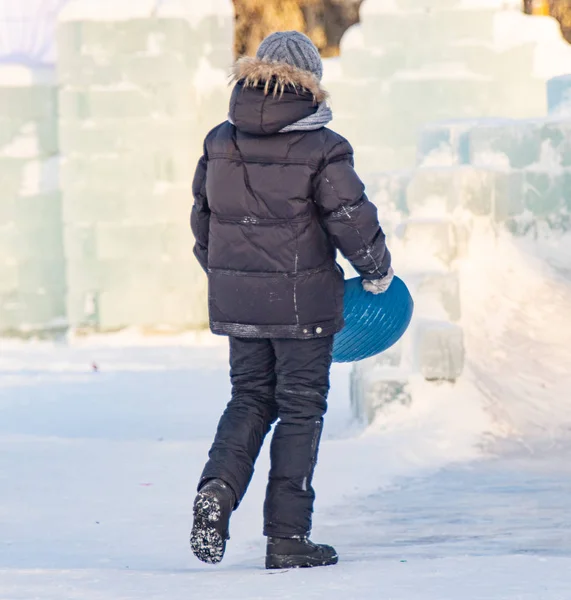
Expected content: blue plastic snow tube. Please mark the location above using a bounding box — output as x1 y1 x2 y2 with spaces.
332 276 414 363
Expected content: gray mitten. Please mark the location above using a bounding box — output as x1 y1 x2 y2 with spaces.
362 267 395 295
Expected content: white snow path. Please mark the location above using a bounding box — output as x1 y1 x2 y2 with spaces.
1 339 571 599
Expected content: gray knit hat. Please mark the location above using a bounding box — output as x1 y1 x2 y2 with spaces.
256 31 323 82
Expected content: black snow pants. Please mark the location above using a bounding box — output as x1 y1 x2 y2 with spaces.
199 335 334 538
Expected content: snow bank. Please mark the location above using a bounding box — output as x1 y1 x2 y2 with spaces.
460 224 571 447
367 374 492 459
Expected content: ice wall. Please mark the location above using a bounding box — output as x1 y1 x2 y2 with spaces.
324 0 571 173
57 0 233 331
0 66 65 335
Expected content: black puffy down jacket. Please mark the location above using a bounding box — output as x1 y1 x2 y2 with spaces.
191 58 391 340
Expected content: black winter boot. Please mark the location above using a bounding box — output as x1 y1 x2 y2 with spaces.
190 479 235 565
266 536 338 569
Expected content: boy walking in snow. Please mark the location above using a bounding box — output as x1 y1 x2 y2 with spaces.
190 31 393 569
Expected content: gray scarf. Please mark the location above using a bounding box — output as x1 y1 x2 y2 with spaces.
279 102 333 133
227 102 333 133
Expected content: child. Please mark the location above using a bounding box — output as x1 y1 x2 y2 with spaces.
190 31 393 570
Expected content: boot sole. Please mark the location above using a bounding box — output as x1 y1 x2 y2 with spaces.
190 491 226 565
266 553 339 570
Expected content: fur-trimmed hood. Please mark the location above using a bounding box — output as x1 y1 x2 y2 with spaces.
231 57 329 104
228 57 330 136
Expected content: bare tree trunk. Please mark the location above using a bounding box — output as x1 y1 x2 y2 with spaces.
232 0 306 58
232 0 365 59
322 0 363 54
549 0 571 42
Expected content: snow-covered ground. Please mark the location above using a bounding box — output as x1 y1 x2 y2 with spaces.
1 315 571 599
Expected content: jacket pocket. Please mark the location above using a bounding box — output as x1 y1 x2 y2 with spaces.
209 269 296 326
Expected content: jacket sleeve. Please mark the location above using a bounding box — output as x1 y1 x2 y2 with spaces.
313 139 391 280
190 152 210 273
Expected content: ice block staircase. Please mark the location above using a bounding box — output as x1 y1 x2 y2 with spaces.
350 83 571 424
